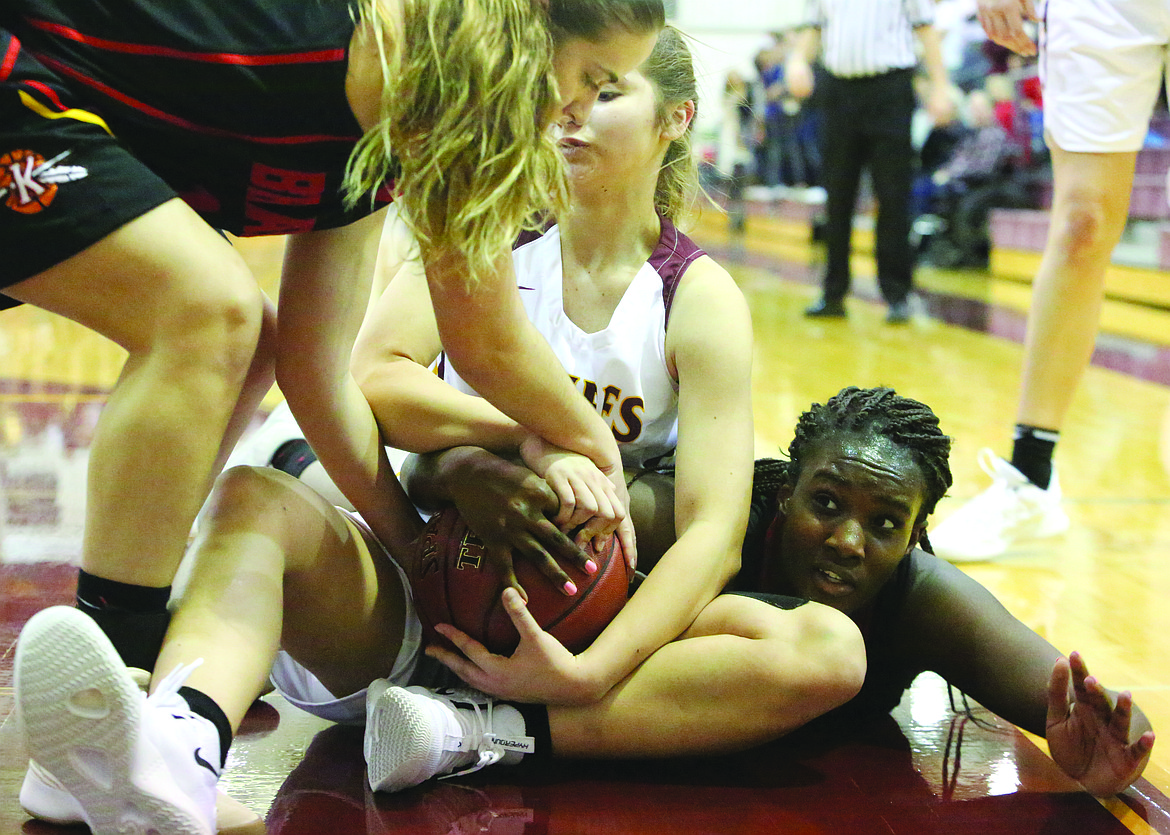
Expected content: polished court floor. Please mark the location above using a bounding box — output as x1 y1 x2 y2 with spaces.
3 206 1170 833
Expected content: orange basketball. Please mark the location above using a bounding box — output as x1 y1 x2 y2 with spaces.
408 506 631 656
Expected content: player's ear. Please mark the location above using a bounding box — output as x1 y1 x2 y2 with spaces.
907 522 925 555
662 99 694 142
776 483 794 517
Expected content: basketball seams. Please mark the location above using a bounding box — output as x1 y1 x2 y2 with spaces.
411 507 629 656
539 536 618 635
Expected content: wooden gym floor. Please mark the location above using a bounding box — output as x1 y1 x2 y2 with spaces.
3 204 1170 833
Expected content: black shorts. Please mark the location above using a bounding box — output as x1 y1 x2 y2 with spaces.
727 590 810 610
0 30 175 291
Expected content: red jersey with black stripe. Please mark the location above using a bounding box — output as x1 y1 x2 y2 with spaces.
5 0 392 235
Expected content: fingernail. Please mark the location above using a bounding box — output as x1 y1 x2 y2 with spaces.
584 559 598 575
563 580 577 595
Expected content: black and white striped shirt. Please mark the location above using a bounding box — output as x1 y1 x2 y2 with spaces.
804 0 936 78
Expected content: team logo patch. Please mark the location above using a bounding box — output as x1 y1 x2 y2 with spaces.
0 149 88 214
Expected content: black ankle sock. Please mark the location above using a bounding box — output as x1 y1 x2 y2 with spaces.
512 702 552 762
178 686 233 769
1011 424 1059 489
76 570 171 671
76 570 171 612
270 438 318 478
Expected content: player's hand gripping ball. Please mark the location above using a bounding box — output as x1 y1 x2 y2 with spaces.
408 506 631 655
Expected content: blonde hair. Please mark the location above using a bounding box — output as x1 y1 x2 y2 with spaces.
547 0 664 41
642 26 701 226
345 0 566 286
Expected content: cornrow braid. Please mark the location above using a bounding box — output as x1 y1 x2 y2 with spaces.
757 386 953 522
750 457 790 517
800 386 952 516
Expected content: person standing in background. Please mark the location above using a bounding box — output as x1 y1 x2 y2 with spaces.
787 0 954 324
929 0 1168 562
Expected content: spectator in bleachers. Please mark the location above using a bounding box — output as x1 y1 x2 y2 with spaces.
718 70 758 233
921 88 1017 267
752 37 786 192
784 27 826 193
934 0 989 92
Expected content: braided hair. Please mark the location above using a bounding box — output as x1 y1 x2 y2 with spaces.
753 386 953 526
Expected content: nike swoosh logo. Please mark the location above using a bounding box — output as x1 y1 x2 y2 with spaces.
193 747 220 777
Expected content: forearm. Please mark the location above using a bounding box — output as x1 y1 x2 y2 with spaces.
794 27 820 64
351 245 525 456
451 324 615 468
280 357 422 554
576 521 741 697
429 249 622 475
400 446 504 512
916 25 949 90
277 214 422 553
356 355 525 454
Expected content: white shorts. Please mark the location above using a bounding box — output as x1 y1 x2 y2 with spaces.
268 509 424 725
1040 0 1170 153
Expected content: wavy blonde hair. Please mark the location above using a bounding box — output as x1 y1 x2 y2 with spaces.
345 0 566 286
643 26 701 226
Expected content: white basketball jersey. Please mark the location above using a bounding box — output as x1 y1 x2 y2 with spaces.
438 217 706 469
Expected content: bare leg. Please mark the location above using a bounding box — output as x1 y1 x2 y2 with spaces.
1015 144 1137 431
548 595 864 757
157 465 409 729
209 296 278 486
7 199 267 588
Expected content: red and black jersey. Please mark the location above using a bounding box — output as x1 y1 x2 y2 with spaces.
5 0 393 236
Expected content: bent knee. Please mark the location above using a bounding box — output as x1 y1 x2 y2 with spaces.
800 603 866 704
206 465 307 525
753 601 866 710
142 255 265 373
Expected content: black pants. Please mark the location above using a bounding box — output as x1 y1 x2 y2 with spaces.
819 68 916 306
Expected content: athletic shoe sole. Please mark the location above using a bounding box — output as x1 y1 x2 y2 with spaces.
15 606 212 835
364 682 442 793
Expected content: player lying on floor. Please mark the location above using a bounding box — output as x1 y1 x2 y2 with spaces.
12 27 866 835
390 385 1154 797
731 386 1154 797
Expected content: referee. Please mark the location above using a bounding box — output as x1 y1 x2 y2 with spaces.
787 0 954 323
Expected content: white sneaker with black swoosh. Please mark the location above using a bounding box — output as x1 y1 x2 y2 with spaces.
15 606 220 835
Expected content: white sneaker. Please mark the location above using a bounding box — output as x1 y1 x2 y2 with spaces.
364 681 534 793
15 606 221 835
19 759 84 825
20 761 262 834
928 449 1070 562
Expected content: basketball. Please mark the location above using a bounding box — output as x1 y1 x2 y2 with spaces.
408 506 631 656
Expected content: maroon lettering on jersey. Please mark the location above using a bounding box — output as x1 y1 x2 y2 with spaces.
600 385 621 418
612 397 644 442
581 380 598 409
